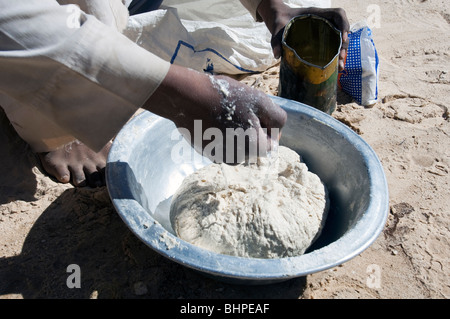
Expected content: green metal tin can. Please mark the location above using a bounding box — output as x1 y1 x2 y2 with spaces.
279 14 342 114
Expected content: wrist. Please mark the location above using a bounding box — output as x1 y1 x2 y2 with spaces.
256 0 291 35
143 64 219 123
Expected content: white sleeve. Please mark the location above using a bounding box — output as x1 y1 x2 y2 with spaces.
0 0 170 152
57 0 130 32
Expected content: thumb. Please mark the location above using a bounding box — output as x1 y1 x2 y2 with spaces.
271 28 285 59
273 43 282 59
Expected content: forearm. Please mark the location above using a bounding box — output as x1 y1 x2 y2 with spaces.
256 0 291 34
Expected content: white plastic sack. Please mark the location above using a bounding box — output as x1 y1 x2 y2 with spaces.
338 21 380 106
123 0 331 75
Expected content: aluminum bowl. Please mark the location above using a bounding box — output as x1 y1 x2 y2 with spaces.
106 95 389 284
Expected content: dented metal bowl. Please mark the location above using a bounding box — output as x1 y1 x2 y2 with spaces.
106 95 389 284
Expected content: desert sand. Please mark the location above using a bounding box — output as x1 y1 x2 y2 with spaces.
0 0 448 299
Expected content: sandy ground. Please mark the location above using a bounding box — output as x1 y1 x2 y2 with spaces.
0 0 448 299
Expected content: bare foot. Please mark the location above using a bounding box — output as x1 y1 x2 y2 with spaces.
38 140 111 187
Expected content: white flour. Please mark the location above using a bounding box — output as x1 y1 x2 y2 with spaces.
209 75 237 122
170 146 329 259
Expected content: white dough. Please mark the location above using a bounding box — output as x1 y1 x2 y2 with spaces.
169 146 329 259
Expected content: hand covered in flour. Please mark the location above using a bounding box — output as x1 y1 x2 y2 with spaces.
143 64 287 164
257 0 350 71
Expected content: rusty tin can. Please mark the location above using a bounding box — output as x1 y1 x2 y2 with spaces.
279 14 342 114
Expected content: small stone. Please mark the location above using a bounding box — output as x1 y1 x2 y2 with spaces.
133 281 148 296
89 290 99 299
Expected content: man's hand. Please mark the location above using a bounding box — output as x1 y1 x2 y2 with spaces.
143 64 287 164
257 0 350 71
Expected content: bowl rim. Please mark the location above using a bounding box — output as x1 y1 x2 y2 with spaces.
106 96 389 281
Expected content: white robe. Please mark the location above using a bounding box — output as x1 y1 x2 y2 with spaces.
0 0 263 152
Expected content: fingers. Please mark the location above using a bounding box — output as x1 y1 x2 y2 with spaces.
318 8 349 72
247 96 286 161
270 7 350 72
231 87 286 160
253 98 287 139
339 31 349 71
341 31 349 50
271 28 285 59
323 7 350 35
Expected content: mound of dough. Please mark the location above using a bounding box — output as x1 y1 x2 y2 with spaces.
170 146 329 259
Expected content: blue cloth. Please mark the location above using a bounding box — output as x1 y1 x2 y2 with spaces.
128 0 163 15
339 28 364 104
339 26 379 105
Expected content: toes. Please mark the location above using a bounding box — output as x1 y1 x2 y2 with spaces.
38 153 71 184
97 166 107 187
55 166 71 184
47 163 71 184
86 170 103 188
71 165 87 187
68 165 105 188
84 165 105 188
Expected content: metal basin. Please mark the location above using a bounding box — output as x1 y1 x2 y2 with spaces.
106 95 389 284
